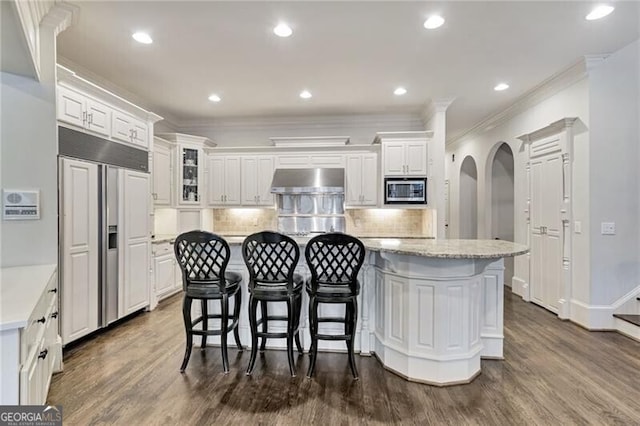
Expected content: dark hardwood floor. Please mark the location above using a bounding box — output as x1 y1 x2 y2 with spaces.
48 292 640 425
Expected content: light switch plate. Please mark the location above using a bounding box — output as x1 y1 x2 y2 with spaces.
601 222 616 235
574 221 582 234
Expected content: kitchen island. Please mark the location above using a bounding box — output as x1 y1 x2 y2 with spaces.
159 235 527 385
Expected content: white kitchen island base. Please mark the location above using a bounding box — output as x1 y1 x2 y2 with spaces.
367 249 507 386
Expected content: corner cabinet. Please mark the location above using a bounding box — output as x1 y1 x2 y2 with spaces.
375 131 431 177
57 65 162 150
208 155 241 206
241 155 275 206
154 133 217 208
346 153 378 206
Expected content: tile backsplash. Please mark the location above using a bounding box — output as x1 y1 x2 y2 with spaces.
209 208 433 237
211 209 277 235
346 208 434 237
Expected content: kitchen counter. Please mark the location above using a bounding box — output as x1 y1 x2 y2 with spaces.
0 264 58 331
361 238 528 259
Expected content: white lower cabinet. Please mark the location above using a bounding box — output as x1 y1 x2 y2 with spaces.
153 242 181 300
1 265 62 405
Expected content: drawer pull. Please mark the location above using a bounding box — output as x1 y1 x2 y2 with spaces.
51 312 59 319
38 349 48 360
36 316 46 324
49 288 57 293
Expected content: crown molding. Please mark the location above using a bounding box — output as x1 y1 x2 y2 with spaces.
177 111 424 132
57 64 163 123
56 56 178 126
516 117 579 143
447 57 590 146
41 2 77 36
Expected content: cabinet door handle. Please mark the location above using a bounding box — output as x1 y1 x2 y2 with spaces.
152 193 158 200
38 349 48 360
49 288 57 294
82 111 87 124
88 113 93 125
36 316 46 324
51 312 58 319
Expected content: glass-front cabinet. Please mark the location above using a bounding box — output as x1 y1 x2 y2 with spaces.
180 147 201 204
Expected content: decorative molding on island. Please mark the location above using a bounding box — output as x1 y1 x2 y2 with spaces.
174 236 527 386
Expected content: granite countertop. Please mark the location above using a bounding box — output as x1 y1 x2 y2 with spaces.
361 238 529 259
0 264 57 331
151 234 528 259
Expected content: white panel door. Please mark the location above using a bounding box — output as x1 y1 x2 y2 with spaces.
405 141 427 176
256 156 275 205
361 153 378 205
241 156 259 205
383 142 405 175
57 86 85 128
120 169 150 316
529 153 563 313
154 254 175 299
208 156 226 205
224 156 242 205
153 145 171 205
85 98 111 137
131 118 149 148
346 155 363 205
61 158 99 344
111 110 133 144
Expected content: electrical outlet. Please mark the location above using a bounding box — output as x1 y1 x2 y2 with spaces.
574 221 582 234
601 222 616 235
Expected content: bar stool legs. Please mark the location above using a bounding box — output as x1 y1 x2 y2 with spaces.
180 296 193 373
346 299 358 379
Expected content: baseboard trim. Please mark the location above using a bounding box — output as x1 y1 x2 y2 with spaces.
569 299 615 330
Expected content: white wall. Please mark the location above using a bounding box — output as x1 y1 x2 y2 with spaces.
1 22 58 267
178 113 424 147
459 156 478 239
446 75 590 307
587 39 640 305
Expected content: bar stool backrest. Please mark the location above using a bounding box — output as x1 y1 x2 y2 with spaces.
305 233 365 293
174 231 231 290
242 231 300 289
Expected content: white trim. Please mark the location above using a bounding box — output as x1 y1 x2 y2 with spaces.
447 58 589 146
269 135 350 147
614 317 640 342
612 284 640 312
569 299 615 330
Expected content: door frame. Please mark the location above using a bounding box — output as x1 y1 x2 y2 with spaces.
517 118 578 319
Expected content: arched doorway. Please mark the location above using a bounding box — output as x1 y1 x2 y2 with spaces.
459 156 478 239
490 143 515 286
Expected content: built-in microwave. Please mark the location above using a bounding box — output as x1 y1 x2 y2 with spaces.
384 177 427 204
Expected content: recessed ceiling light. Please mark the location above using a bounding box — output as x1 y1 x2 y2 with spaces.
423 15 445 30
208 94 221 102
132 32 153 44
494 83 510 91
274 23 293 37
394 87 407 96
299 90 312 99
586 5 614 20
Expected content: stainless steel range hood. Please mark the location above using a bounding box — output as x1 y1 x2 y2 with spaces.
270 168 345 194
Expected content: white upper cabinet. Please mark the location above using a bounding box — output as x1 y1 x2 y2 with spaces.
382 140 427 176
152 138 172 205
178 145 205 206
57 86 111 138
56 65 161 150
242 155 275 206
346 153 378 206
375 132 431 177
208 155 241 206
112 110 149 149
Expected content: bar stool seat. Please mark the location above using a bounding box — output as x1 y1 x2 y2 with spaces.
242 231 303 376
305 233 365 379
174 231 243 374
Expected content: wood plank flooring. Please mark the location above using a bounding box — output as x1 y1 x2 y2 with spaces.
48 292 640 425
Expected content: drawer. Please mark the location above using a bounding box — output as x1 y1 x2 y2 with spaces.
153 242 173 256
22 275 58 365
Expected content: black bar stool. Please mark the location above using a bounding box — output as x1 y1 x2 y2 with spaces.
305 232 365 379
174 231 242 373
242 231 304 376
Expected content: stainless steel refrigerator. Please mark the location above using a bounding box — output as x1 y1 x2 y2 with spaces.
58 126 149 345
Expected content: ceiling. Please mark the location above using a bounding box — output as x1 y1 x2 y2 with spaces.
56 1 640 142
